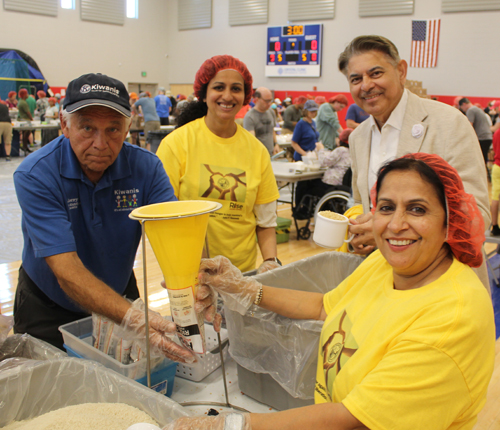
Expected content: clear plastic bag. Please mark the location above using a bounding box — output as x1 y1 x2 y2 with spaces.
0 334 66 362
0 314 13 347
0 357 190 428
226 252 363 400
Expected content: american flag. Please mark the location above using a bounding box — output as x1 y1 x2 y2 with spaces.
410 19 441 68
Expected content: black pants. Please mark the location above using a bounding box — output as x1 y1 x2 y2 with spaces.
160 117 169 126
479 139 492 165
14 266 140 351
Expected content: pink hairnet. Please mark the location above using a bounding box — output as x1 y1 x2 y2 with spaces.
194 55 253 106
8 91 16 98
37 90 46 98
370 153 484 268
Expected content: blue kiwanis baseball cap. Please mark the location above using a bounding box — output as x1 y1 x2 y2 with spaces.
63 73 131 118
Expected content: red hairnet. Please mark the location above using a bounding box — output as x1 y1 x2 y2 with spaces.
19 89 28 98
8 91 16 98
194 55 253 106
295 96 307 105
48 97 56 104
37 90 46 98
370 153 484 268
329 94 349 105
315 96 326 105
339 128 353 144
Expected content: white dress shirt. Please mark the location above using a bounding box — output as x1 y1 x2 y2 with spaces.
368 89 409 193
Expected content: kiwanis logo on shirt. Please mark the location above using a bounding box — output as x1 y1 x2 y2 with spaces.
114 188 140 212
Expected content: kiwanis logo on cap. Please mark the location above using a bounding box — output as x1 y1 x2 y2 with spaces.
80 83 120 96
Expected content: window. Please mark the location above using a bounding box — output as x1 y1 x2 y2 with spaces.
127 0 138 18
61 0 75 9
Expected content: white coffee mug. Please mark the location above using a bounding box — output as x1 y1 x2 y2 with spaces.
313 212 353 249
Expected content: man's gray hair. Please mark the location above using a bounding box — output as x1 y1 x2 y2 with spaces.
61 108 132 129
338 35 401 76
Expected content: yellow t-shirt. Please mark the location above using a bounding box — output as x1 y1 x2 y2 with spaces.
315 250 495 430
156 117 280 272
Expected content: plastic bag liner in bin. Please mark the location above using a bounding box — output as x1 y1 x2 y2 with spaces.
146 129 173 153
0 334 66 362
0 357 189 428
226 252 364 404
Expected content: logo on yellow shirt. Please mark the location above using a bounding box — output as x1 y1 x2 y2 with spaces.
321 310 358 398
199 164 247 203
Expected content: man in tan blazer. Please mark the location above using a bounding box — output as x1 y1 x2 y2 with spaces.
338 35 491 290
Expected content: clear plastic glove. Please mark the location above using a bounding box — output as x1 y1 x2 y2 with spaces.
120 298 195 364
160 281 223 334
197 256 261 316
256 259 281 274
163 413 251 430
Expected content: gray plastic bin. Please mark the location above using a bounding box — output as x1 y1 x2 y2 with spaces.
226 252 364 410
146 129 173 153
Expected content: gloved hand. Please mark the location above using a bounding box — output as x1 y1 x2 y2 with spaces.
160 280 223 333
163 413 251 430
197 256 262 316
120 298 196 364
256 259 281 274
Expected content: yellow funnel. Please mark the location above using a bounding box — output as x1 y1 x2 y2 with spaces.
130 200 222 353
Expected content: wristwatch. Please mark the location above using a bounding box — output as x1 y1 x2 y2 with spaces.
264 257 282 266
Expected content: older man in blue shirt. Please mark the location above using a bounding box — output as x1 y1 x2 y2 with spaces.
13 73 194 363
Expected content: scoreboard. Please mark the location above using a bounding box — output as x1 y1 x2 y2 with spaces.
265 24 323 78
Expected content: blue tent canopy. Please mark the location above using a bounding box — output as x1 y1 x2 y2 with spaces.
0 49 49 99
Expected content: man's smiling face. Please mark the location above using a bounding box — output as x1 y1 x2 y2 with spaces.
346 50 407 127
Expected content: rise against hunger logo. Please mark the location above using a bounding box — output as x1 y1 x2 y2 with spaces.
199 164 247 203
315 310 358 402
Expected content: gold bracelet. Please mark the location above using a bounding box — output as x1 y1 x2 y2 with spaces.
254 286 263 306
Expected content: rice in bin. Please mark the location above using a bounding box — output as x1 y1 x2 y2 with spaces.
1 403 158 430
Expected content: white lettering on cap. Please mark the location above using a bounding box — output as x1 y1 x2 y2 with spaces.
80 83 120 96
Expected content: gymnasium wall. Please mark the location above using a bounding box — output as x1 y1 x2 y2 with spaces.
2 0 498 99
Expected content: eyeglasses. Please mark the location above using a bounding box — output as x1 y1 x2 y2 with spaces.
262 98 273 104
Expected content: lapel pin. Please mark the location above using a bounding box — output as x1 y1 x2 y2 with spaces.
411 124 425 138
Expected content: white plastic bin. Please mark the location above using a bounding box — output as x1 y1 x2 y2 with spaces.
59 317 178 396
176 325 229 382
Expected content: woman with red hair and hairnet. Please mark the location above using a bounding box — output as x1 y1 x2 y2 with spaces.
316 94 348 151
157 55 280 274
6 91 17 108
169 153 495 430
36 90 49 121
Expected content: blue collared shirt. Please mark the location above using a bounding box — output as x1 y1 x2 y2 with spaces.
14 135 176 312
